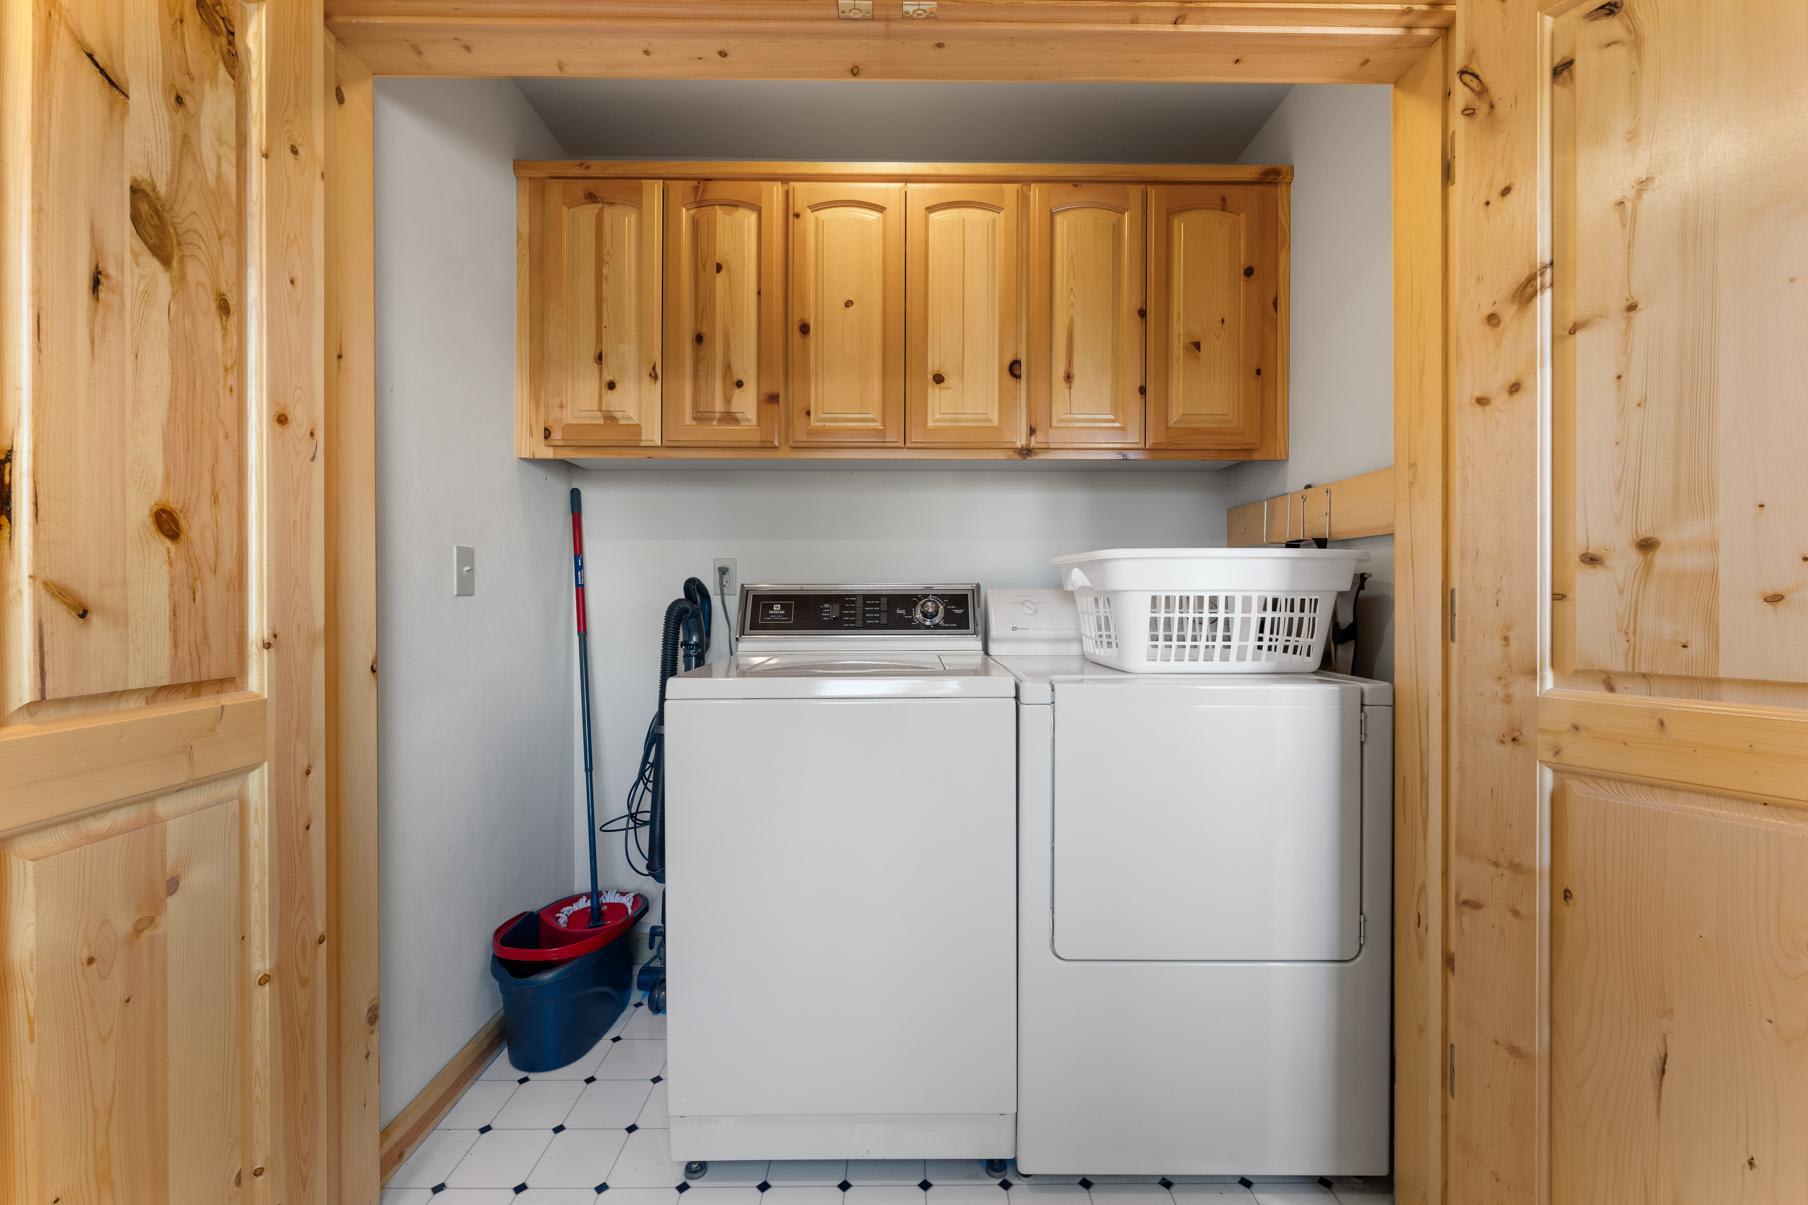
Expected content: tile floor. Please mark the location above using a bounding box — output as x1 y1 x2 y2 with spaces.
385 1001 1393 1205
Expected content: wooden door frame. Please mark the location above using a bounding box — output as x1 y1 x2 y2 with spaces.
317 7 1453 1202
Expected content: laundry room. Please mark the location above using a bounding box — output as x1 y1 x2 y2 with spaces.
365 71 1403 1204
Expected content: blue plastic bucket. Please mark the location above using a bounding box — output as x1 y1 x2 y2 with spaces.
490 910 636 1072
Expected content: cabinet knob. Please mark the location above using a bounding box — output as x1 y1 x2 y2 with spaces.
1008 358 1022 380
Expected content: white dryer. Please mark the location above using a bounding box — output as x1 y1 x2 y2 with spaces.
664 585 1017 1163
989 588 1392 1177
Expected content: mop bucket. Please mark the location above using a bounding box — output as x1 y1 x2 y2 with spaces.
490 891 647 1072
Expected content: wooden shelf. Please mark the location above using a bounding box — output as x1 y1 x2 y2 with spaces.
1226 466 1395 545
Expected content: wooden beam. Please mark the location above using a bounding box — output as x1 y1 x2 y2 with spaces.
516 160 1294 183
379 1013 505 1184
1225 466 1395 545
325 9 1447 82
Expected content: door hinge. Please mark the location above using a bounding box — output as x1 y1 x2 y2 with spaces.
1448 587 1457 643
1359 711 1369 743
902 0 937 15
1447 1042 1457 1098
1358 912 1367 948
837 0 874 16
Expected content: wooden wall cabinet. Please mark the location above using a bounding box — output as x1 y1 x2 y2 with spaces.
789 184 906 446
520 178 663 447
663 180 786 447
516 163 1289 462
1147 183 1287 454
907 185 1025 448
1027 182 1147 449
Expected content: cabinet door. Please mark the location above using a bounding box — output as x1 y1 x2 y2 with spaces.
663 181 784 446
1027 183 1146 448
1146 183 1286 452
525 178 662 447
789 183 905 446
906 185 1025 448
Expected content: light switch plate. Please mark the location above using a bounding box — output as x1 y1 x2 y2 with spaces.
453 545 475 596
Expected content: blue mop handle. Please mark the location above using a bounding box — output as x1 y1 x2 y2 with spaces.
570 488 601 926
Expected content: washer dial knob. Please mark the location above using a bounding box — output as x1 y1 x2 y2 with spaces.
913 596 946 627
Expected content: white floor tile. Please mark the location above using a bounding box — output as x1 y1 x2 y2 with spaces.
846 1159 926 1185
762 1187 848 1205
927 1184 1014 1205
609 1127 688 1187
441 1080 519 1129
1090 1185 1176 1205
844 1188 927 1205
766 1160 847 1186
378 1190 432 1205
566 1078 654 1129
447 1128 555 1188
695 1160 770 1186
494 1079 586 1129
480 1046 528 1081
926 1160 995 1183
388 1128 479 1188
624 1007 668 1039
682 1188 762 1205
530 1128 630 1188
597 1039 668 1080
1170 1187 1256 1201
432 1192 517 1205
638 1081 671 1128
516 1191 604 1205
1011 1185 1089 1202
603 1190 679 1205
1249 1184 1334 1205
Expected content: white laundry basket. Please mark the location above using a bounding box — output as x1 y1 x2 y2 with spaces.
1054 548 1363 673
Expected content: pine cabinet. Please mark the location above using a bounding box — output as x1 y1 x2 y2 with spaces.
516 163 1289 462
906 185 1025 448
520 178 663 447
663 180 786 447
789 184 906 446
1146 184 1287 454
1027 182 1147 449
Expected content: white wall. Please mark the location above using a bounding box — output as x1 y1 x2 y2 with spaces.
1234 85 1396 680
572 468 1242 911
375 78 573 1125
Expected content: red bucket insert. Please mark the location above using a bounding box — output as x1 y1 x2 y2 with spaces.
492 891 647 964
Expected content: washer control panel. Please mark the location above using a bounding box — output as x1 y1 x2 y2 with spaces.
739 585 979 638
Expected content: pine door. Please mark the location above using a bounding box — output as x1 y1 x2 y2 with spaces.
662 180 784 447
1450 0 1808 1201
1026 183 1146 448
0 3 329 1203
906 184 1025 449
788 183 905 447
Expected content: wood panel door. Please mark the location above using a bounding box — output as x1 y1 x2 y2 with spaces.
1026 183 1145 448
523 178 662 447
906 184 1024 448
789 183 905 447
0 2 329 1204
1449 0 1808 1201
662 180 784 447
1146 183 1285 453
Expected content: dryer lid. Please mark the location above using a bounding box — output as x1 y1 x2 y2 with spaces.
665 653 1018 700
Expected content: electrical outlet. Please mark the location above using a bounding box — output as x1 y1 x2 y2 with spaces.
713 557 737 596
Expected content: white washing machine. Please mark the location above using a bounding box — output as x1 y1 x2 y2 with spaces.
664 585 1017 1163
989 589 1392 1177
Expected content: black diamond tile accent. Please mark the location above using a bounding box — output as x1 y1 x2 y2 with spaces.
626 1123 640 1134
757 1182 772 1193
998 1180 1013 1190
837 1180 853 1192
611 1035 623 1043
597 1185 610 1194
478 1124 492 1135
676 1182 691 1194
634 1000 645 1008
517 1075 530 1084
514 1186 529 1196
1159 1179 1174 1190
650 1074 664 1084
1237 1178 1254 1189
1317 1177 1335 1190
585 1075 598 1085
918 1180 933 1192
551 1124 566 1134
431 1186 446 1195
1077 1179 1093 1191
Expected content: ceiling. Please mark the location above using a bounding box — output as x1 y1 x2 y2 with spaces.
514 80 1294 163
